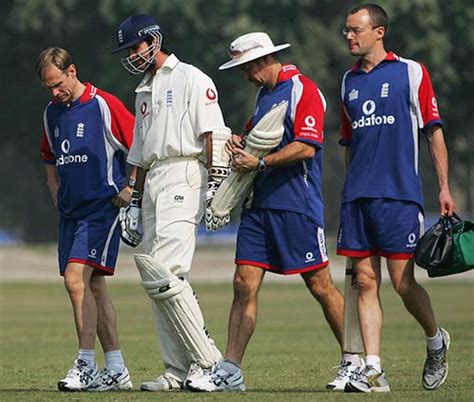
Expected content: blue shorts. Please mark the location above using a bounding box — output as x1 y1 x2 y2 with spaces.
236 209 329 275
337 198 424 259
58 203 121 276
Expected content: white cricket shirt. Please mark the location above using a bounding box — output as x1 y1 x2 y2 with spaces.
128 54 226 168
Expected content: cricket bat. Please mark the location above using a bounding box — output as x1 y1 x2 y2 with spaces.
343 258 364 353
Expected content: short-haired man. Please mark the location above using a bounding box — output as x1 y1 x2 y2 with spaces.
337 3 455 393
37 47 135 391
187 32 358 392
112 14 228 391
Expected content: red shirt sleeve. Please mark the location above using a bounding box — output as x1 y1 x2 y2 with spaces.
96 89 135 150
41 130 55 164
293 76 325 147
418 63 442 128
339 103 352 146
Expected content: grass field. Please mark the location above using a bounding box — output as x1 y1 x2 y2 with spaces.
0 280 473 401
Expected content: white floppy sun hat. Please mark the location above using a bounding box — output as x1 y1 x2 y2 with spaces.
219 32 291 70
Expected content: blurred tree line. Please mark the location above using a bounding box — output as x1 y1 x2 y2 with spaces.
1 0 472 242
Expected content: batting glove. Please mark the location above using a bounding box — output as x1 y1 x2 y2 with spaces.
119 190 143 247
205 167 230 231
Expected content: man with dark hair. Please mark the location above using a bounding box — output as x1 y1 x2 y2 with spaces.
187 31 355 392
37 47 135 391
337 3 455 393
112 14 229 392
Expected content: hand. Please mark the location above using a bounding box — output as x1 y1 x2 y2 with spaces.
112 186 133 208
231 148 258 172
225 134 245 156
205 170 230 231
119 190 143 247
439 187 456 216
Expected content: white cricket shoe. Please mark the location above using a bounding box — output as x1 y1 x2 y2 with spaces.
187 362 246 392
326 359 365 391
185 361 213 388
423 327 450 390
91 367 133 391
344 365 390 393
140 373 184 391
57 359 101 391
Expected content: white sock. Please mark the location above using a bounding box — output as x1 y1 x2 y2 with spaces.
342 352 362 366
77 349 95 366
426 328 443 351
365 355 381 372
104 350 125 372
220 359 240 375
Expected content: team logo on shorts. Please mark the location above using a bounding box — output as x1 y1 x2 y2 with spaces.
305 252 315 263
88 248 97 259
406 232 417 248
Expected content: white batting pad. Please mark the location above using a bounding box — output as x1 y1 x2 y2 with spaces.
211 101 288 218
134 254 222 368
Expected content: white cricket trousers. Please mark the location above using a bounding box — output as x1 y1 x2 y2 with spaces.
141 157 216 380
142 157 207 276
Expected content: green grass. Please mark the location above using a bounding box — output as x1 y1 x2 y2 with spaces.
0 281 473 401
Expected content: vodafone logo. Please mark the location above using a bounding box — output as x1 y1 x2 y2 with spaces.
140 101 148 115
362 100 376 115
56 139 88 167
206 88 216 100
351 98 396 130
61 139 70 154
304 115 316 127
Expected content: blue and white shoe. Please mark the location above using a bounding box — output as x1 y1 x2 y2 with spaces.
187 362 246 392
344 365 390 393
327 359 365 391
423 328 450 390
91 367 133 391
57 359 101 391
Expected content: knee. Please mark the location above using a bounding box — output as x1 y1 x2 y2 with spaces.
392 277 416 297
63 271 85 298
356 270 377 293
89 277 104 300
304 270 335 302
233 274 258 303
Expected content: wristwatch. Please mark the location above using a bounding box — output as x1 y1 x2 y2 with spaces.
127 177 136 188
257 157 267 172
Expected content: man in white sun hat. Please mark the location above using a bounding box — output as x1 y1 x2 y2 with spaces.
187 31 360 392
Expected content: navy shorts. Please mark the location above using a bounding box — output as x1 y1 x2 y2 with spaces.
236 209 329 275
58 203 121 276
337 198 424 259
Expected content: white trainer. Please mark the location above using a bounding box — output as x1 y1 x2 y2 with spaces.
344 365 390 393
326 359 365 391
140 373 184 391
57 359 101 391
185 361 213 388
92 367 133 391
187 362 246 392
423 327 451 390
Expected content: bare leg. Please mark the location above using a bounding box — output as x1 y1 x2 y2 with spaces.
225 265 265 364
387 259 437 337
353 256 382 356
63 263 97 349
90 275 120 352
301 266 344 347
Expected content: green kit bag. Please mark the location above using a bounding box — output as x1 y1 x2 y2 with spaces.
450 219 474 272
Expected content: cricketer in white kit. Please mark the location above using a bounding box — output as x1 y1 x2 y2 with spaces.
113 14 230 391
